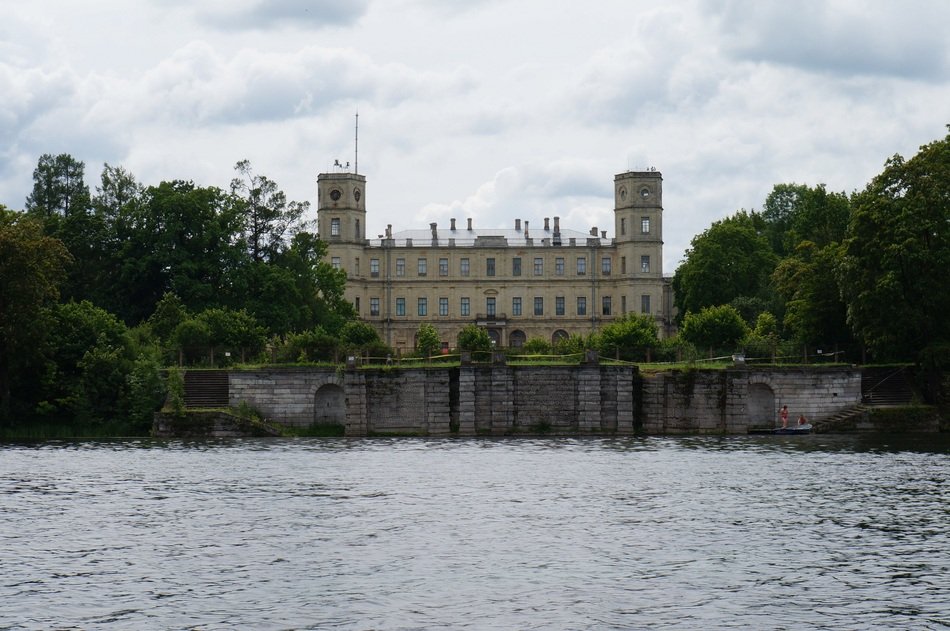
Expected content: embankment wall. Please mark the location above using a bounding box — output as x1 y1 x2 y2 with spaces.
220 365 861 436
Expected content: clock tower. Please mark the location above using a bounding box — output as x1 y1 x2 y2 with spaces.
614 170 663 277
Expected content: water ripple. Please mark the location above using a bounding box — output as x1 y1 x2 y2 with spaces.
0 435 947 629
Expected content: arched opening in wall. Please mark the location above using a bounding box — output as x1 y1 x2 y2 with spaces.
509 330 526 348
748 383 775 427
313 384 346 436
487 329 501 347
552 330 569 345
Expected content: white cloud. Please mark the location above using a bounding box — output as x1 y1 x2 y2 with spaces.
1 0 948 273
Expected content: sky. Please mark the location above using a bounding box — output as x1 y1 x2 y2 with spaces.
3 0 949 273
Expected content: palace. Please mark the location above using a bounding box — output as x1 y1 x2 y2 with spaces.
316 168 674 353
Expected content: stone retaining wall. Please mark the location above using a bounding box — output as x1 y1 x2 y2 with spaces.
220 365 863 436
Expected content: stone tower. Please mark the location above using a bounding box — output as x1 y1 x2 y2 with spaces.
613 170 663 280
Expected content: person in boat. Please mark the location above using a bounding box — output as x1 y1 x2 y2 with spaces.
798 414 808 426
779 405 789 428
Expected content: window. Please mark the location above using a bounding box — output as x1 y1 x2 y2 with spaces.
556 296 565 316
555 257 565 276
512 297 522 316
354 257 360 275
439 297 449 316
512 257 521 276
602 257 611 275
621 256 626 274
641 294 651 314
439 258 448 276
577 296 587 316
622 295 627 314
396 298 406 316
534 257 543 276
396 258 405 277
621 217 626 235
331 256 341 270
418 258 427 276
354 297 359 312
641 255 650 273
417 297 427 316
460 258 470 277
602 296 612 316
370 297 379 316
486 258 495 276
534 297 543 316
370 258 379 277
330 218 340 236
577 257 586 275
461 297 470 316
355 219 360 238
641 217 650 234
486 297 496 317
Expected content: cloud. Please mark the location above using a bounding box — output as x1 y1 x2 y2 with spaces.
415 161 612 232
710 1 950 81
195 0 370 30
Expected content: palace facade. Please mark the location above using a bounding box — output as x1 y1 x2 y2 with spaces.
316 169 674 353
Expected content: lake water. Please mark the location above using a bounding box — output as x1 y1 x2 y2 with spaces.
1 435 948 630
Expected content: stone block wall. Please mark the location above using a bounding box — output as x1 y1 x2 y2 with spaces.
640 367 862 434
223 365 862 437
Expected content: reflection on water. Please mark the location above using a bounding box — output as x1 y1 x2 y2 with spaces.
1 435 948 629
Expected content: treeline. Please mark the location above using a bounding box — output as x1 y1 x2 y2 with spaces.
669 129 949 384
0 158 384 434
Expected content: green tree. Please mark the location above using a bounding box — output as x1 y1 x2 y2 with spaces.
772 241 852 346
36 301 136 426
840 130 950 362
0 210 72 422
230 160 310 263
415 323 441 358
457 324 491 354
24 153 91 222
672 211 778 320
147 292 190 343
597 313 659 361
680 305 750 351
193 307 266 363
762 183 850 256
522 337 552 354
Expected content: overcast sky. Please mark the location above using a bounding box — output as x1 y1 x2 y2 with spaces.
3 0 948 273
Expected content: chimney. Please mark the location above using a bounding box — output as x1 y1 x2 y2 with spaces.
544 217 550 231
386 224 392 238
524 220 529 238
430 222 438 243
467 218 473 231
601 230 607 239
515 218 521 232
450 218 456 231
590 226 598 236
553 216 560 233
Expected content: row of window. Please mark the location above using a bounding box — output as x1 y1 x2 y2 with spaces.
333 255 652 276
365 295 653 317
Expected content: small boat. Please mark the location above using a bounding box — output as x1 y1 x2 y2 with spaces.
749 423 813 435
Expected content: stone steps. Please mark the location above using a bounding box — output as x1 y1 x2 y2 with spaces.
184 370 230 408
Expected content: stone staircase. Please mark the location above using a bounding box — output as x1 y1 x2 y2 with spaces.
811 404 870 433
861 366 915 406
183 370 230 408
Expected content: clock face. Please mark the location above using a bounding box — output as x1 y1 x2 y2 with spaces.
330 189 342 201
640 187 651 198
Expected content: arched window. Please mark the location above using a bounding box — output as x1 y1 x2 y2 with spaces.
509 330 526 348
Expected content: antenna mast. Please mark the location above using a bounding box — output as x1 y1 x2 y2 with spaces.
354 111 359 174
